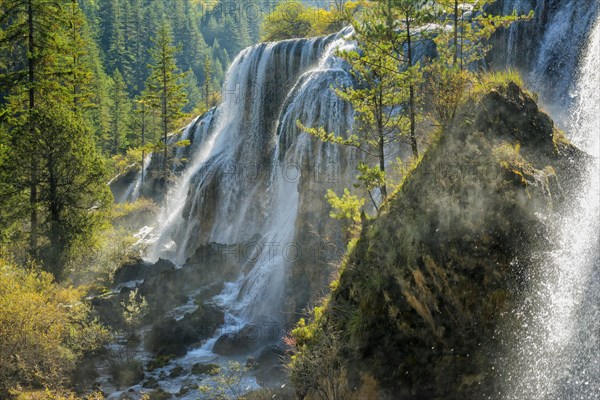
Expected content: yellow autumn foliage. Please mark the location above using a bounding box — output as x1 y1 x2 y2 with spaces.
0 259 109 398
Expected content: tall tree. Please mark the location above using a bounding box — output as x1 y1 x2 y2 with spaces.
0 0 111 274
65 0 96 111
378 0 428 157
108 69 131 155
0 0 69 257
35 101 111 276
182 69 203 113
299 7 414 202
203 55 213 110
145 22 187 175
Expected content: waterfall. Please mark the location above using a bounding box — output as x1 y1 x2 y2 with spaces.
500 11 600 400
143 29 357 325
496 0 598 107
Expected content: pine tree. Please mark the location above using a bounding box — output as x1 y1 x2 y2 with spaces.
145 22 187 175
433 0 525 69
108 69 131 155
377 0 429 157
203 55 213 110
0 0 111 274
183 70 203 113
0 0 70 257
64 0 96 111
35 101 111 276
425 1 526 127
299 2 422 204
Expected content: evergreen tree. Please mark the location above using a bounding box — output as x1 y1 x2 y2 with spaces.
425 1 526 127
0 0 70 257
374 0 429 157
145 22 187 174
108 69 132 154
183 70 203 113
299 2 420 203
34 101 111 276
65 0 97 111
0 0 111 274
203 55 213 110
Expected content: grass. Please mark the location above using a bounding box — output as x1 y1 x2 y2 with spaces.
473 68 526 96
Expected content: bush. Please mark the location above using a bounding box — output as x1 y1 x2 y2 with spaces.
0 259 110 398
12 389 103 400
260 0 339 41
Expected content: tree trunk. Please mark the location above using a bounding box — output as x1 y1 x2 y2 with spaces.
454 0 459 66
162 45 168 176
378 90 387 199
141 103 146 185
28 0 38 258
47 152 63 277
406 15 419 158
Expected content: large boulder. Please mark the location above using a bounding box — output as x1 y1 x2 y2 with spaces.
212 318 279 355
145 303 224 356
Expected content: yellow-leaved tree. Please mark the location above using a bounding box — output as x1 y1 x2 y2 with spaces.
0 259 109 398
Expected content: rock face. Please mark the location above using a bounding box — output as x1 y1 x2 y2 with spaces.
292 83 586 399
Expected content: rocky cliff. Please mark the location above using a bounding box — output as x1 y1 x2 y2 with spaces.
291 81 586 400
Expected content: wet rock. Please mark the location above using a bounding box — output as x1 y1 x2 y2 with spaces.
169 366 185 378
191 363 220 376
110 359 144 389
145 389 172 400
142 377 160 389
90 292 122 327
114 258 173 286
109 167 139 203
212 322 275 355
147 354 176 371
176 384 199 397
145 303 224 355
296 83 588 398
254 345 289 389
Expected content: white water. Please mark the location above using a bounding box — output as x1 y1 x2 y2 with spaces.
145 110 216 261
502 11 600 400
107 31 359 399
500 0 597 107
142 30 357 331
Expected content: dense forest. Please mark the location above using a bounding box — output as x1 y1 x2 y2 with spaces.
0 0 598 399
0 0 281 270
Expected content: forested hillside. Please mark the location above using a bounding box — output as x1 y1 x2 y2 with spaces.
0 0 281 271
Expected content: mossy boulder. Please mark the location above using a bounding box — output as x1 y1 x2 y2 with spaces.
145 303 224 356
191 363 220 376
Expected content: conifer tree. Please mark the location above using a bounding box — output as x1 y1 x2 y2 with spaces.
0 0 111 274
183 70 203 113
145 22 187 175
0 0 70 257
65 0 96 111
109 69 132 154
299 2 420 202
203 55 213 110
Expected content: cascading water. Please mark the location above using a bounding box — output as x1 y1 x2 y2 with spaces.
499 9 600 400
497 0 598 108
103 30 358 399
143 29 357 328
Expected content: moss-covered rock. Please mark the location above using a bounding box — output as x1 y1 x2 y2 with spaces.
145 303 224 356
191 363 220 376
291 82 585 399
